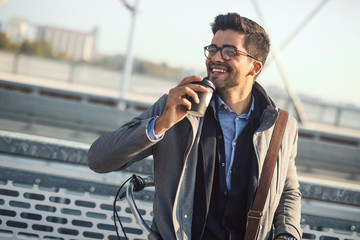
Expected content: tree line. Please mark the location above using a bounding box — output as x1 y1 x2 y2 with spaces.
0 33 63 59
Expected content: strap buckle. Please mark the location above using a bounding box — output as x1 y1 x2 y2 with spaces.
248 210 263 220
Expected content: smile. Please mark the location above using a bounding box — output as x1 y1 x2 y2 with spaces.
212 68 227 73
211 65 229 74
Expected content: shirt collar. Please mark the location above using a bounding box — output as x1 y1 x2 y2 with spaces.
214 93 255 120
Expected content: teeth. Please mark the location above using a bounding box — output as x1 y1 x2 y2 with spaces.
212 68 227 73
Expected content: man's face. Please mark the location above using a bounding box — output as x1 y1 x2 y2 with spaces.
206 29 254 93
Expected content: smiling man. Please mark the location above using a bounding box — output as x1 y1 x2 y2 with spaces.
88 12 302 240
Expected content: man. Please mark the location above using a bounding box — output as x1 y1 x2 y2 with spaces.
88 12 302 240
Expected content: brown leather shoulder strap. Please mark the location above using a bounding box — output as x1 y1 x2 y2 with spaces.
244 109 289 240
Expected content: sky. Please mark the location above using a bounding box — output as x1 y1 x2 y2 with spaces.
0 0 360 106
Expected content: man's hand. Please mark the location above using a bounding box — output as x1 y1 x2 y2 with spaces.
154 76 210 134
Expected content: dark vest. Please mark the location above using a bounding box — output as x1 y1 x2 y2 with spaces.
192 90 265 240
203 118 259 240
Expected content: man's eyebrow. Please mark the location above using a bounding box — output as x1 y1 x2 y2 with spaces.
209 44 237 48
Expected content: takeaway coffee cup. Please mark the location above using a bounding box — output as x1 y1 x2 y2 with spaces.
187 77 216 117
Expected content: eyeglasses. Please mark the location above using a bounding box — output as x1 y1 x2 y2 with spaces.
203 44 258 61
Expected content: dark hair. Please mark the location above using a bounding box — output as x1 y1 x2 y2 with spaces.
211 13 270 65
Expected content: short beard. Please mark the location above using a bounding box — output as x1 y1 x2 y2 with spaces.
211 72 240 92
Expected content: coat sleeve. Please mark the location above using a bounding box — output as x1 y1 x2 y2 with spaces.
87 94 168 173
273 118 303 240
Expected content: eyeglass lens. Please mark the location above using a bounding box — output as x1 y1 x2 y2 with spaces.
205 45 235 60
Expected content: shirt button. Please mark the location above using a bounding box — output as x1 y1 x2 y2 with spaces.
221 162 225 167
235 117 239 121
232 141 236 146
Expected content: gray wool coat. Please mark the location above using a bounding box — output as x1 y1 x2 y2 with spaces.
88 82 302 240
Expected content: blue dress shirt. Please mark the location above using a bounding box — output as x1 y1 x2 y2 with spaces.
214 94 254 190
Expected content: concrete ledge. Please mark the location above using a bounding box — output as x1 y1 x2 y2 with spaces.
0 130 154 174
0 130 89 165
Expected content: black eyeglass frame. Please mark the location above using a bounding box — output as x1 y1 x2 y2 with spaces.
203 44 259 61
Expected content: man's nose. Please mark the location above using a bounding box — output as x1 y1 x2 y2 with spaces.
211 49 224 62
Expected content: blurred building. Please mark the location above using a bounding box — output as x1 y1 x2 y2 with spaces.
3 17 97 62
36 25 98 62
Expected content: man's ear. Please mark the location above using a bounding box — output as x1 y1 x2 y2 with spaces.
250 60 262 77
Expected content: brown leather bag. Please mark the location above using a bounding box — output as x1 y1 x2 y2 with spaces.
244 109 289 240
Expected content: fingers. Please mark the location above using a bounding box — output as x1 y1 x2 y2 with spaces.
177 75 203 87
155 76 210 134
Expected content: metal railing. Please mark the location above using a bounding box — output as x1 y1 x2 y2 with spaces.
1 78 360 134
296 128 360 177
0 167 154 240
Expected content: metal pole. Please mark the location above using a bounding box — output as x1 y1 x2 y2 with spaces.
252 0 308 125
119 0 139 109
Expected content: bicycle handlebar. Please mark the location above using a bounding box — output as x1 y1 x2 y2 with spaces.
126 175 162 240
